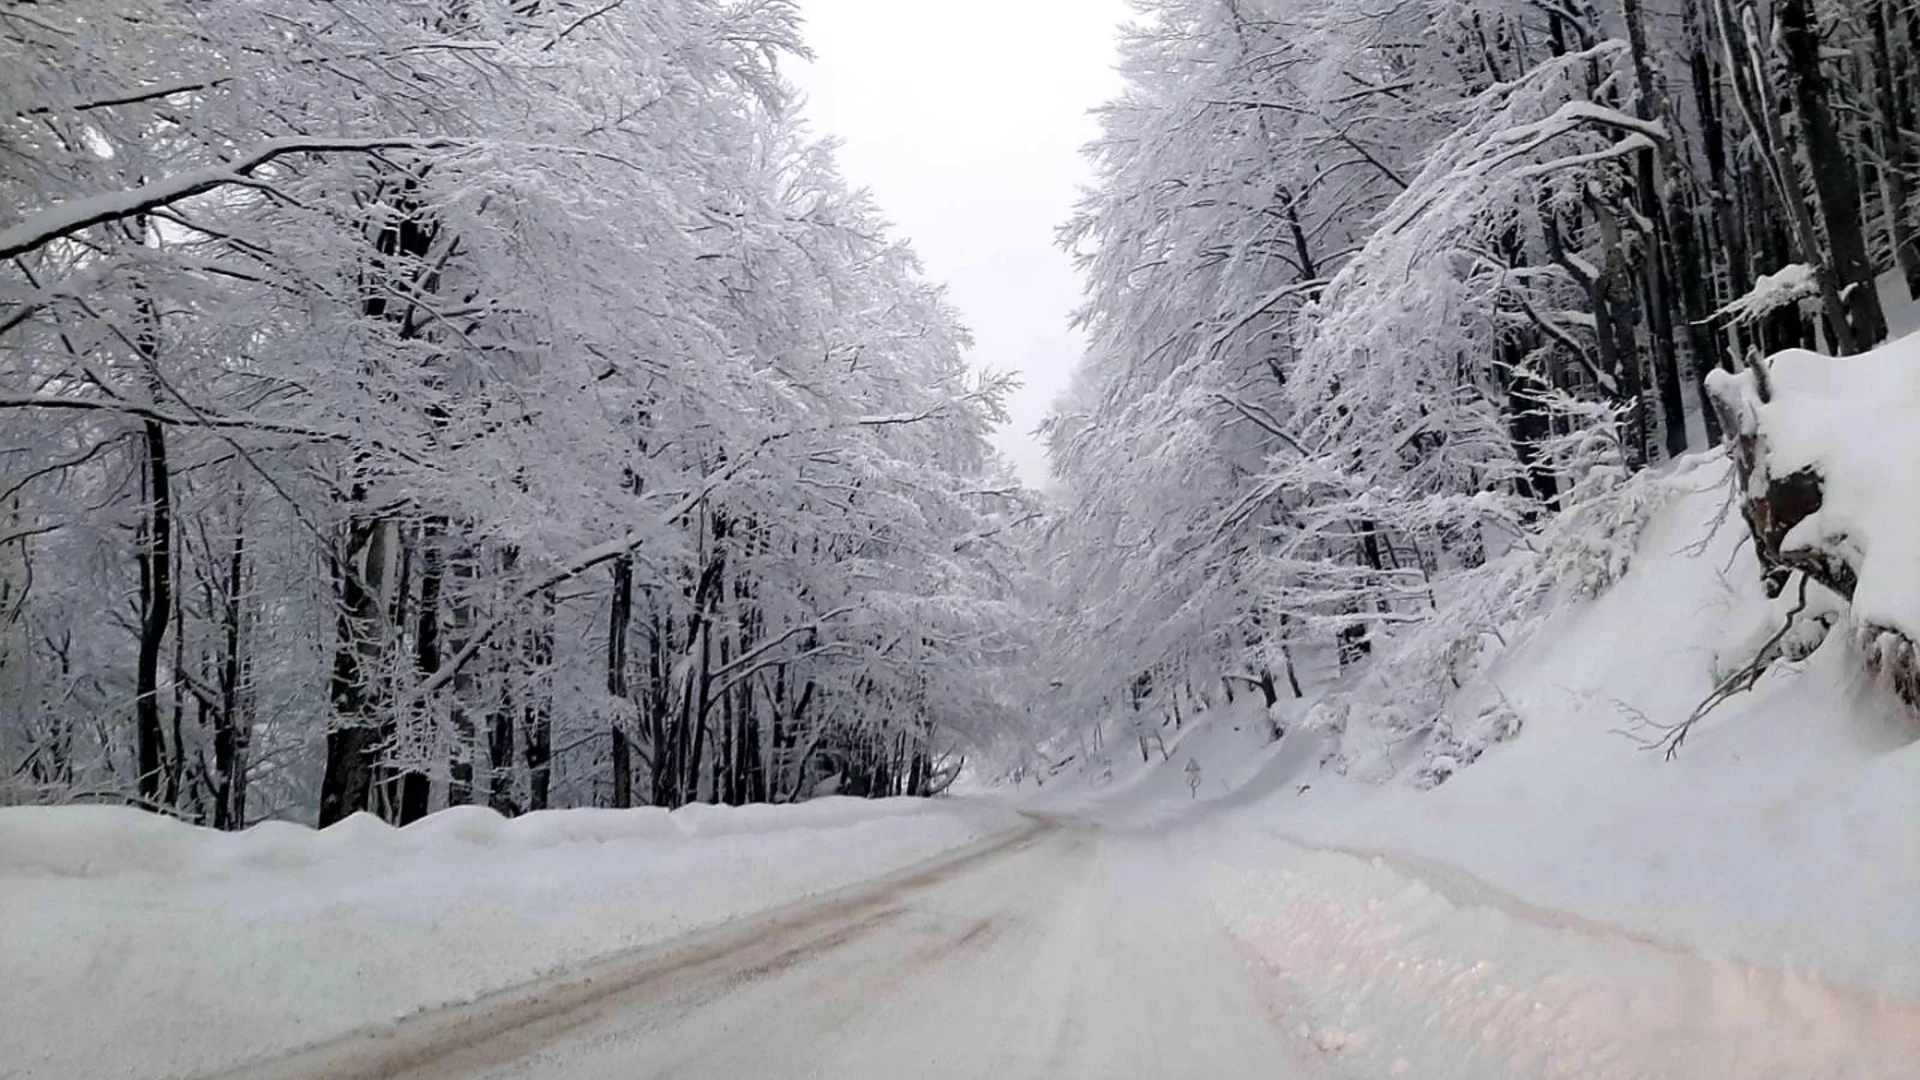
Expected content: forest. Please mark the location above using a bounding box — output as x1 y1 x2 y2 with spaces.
1041 0 1920 764
4 0 1919 826
1 0 1040 826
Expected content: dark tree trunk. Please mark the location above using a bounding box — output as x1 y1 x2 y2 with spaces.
523 588 554 812
1779 0 1888 349
211 507 246 830
446 547 476 806
399 522 443 826
608 556 633 808
134 392 172 804
1621 0 1691 458
320 519 392 827
1869 0 1920 299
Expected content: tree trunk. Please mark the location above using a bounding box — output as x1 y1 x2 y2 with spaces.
320 518 394 827
446 547 476 806
1778 0 1888 349
523 587 554 812
1869 0 1920 299
211 502 246 830
1622 0 1691 458
608 556 633 808
133 371 172 805
399 521 442 825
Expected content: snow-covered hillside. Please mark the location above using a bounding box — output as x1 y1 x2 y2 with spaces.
1040 424 1920 1075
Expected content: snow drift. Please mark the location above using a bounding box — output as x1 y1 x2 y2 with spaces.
1709 328 1920 702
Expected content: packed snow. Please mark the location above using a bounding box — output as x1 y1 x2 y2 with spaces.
0 798 1018 1079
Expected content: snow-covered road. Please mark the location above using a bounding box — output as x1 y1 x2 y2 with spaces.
224 818 1327 1080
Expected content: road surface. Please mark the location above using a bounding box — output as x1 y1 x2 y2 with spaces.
229 818 1327 1080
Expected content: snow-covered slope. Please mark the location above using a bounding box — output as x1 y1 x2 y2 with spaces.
1228 466 1920 996
0 797 1019 1080
1065 447 1920 1076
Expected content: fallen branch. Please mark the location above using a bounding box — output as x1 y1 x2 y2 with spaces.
1629 573 1812 759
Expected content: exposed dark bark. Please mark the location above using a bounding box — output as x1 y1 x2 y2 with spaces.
319 518 394 827
608 556 633 808
1778 0 1888 350
211 503 247 830
446 547 476 805
398 521 443 826
133 301 172 806
523 588 554 811
1622 0 1690 458
1869 0 1920 299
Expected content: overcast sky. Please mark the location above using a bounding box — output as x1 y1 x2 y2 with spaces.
789 0 1129 486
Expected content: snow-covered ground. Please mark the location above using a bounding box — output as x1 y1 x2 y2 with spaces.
1215 468 1920 997
11 427 1920 1079
1031 447 1920 1077
0 798 1019 1080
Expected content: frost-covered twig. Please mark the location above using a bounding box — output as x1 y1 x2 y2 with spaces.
1654 573 1811 759
0 136 467 261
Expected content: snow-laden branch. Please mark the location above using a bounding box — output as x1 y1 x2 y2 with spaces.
0 394 389 448
396 389 984 705
0 136 466 262
1710 263 1817 326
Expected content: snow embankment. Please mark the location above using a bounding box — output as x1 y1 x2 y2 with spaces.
0 796 1018 1080
1086 393 1920 1074
1219 469 1920 998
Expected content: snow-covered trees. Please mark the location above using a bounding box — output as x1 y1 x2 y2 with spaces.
1 0 1039 823
1045 0 1920 755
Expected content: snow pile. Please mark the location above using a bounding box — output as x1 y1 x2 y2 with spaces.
0 796 953 879
1214 470 1920 994
1709 330 1920 646
0 797 1018 1080
1118 453 1920 1074
1304 455 1684 784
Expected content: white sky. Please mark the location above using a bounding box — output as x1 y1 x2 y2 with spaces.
788 0 1130 486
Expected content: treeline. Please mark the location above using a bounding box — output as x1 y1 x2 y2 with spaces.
1043 0 1918 739
0 0 1038 826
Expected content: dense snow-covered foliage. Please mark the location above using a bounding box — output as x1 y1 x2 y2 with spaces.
1043 0 1920 773
0 0 1044 824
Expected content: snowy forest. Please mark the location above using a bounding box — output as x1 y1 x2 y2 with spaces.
0 0 1041 826
5 0 1920 830
1041 0 1920 768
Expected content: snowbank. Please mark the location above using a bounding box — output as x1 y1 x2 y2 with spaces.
0 797 1018 1080
1064 456 1920 1074
1708 328 1920 642
0 795 955 879
1212 470 1920 997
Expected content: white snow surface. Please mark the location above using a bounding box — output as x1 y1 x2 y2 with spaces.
0 797 1018 1080
1721 327 1920 640
13 441 1920 1078
1190 466 1912 991
1218 470 1920 1000
1029 459 1920 1076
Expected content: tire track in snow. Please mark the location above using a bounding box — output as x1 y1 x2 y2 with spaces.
1188 824 1920 1079
202 817 1053 1080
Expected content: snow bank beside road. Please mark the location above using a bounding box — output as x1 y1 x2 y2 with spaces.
1075 443 1920 1073
0 795 961 879
0 797 1017 1080
1225 473 1920 1001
